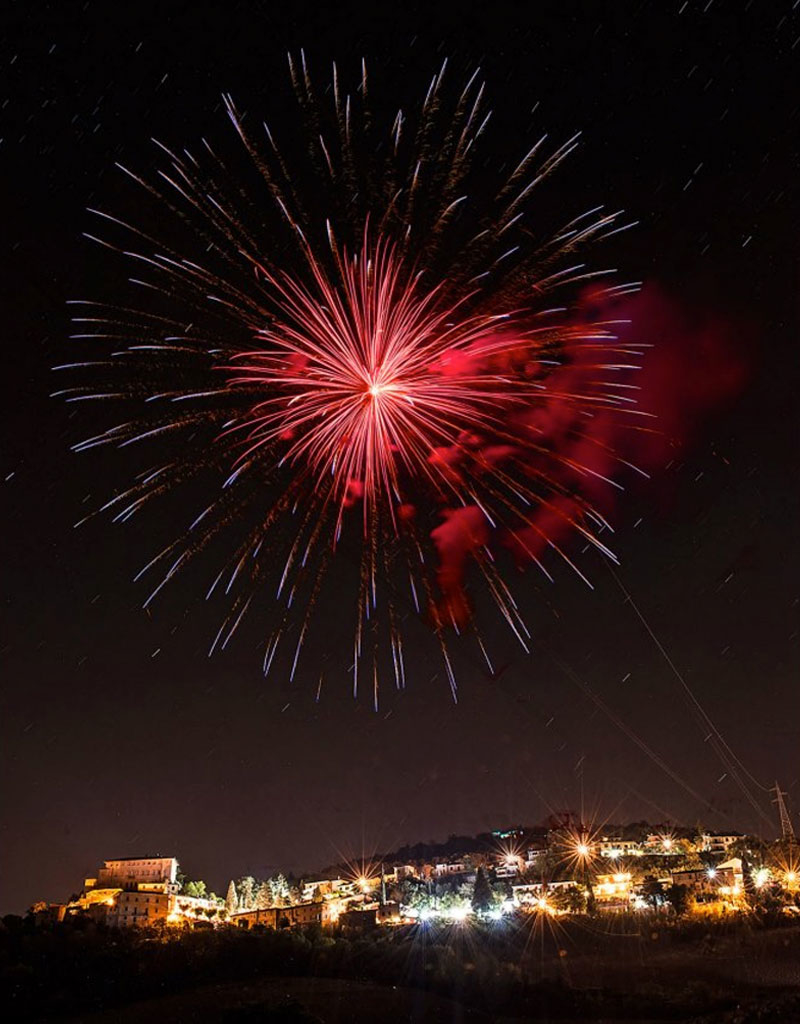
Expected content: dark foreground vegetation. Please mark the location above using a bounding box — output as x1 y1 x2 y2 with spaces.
4 911 800 1022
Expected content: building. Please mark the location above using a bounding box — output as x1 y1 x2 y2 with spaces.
512 880 579 908
93 856 178 891
376 900 402 924
233 901 328 930
525 847 546 868
338 907 378 932
70 854 228 928
108 890 171 927
598 839 642 859
671 859 741 899
300 878 345 902
594 872 633 904
699 833 742 855
392 864 418 881
643 834 682 855
433 861 468 877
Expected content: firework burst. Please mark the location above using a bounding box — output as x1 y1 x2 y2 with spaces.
57 55 645 706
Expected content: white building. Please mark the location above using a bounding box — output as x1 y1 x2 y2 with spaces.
598 839 642 859
94 856 178 890
434 861 468 877
699 833 742 855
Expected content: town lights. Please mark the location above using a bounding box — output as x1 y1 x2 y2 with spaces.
662 838 673 850
576 843 590 858
753 868 769 889
707 868 717 879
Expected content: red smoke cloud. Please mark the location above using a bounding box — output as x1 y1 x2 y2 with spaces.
429 284 750 623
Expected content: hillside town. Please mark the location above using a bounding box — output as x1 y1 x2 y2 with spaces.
30 817 800 933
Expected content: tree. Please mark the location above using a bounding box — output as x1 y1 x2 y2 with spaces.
750 881 790 921
665 883 689 916
641 875 665 910
471 867 493 915
184 880 208 899
225 880 238 917
549 885 586 914
268 873 290 907
400 878 430 912
238 876 256 911
255 881 272 909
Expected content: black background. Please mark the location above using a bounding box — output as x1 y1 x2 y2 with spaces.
1 0 798 914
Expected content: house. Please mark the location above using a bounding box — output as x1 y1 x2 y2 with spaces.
525 847 546 867
643 834 682 855
594 872 632 903
392 864 418 881
699 832 742 855
494 852 524 878
598 838 642 859
512 880 579 908
300 878 345 902
434 860 468 877
671 859 741 899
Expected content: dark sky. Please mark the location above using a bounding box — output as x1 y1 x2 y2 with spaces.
2 1 798 915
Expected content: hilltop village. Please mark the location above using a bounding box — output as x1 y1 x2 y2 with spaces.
29 818 800 931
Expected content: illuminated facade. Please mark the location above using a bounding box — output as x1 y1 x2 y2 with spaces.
699 833 742 855
233 901 328 930
594 872 632 903
433 861 468 877
512 880 578 908
108 890 171 927
671 859 741 898
598 839 642 858
96 856 178 890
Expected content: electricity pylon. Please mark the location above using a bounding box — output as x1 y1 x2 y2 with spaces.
773 781 796 842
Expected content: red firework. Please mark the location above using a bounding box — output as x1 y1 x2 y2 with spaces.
228 232 542 530
58 56 645 706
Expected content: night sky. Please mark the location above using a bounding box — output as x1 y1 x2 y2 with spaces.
2 1 798 916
